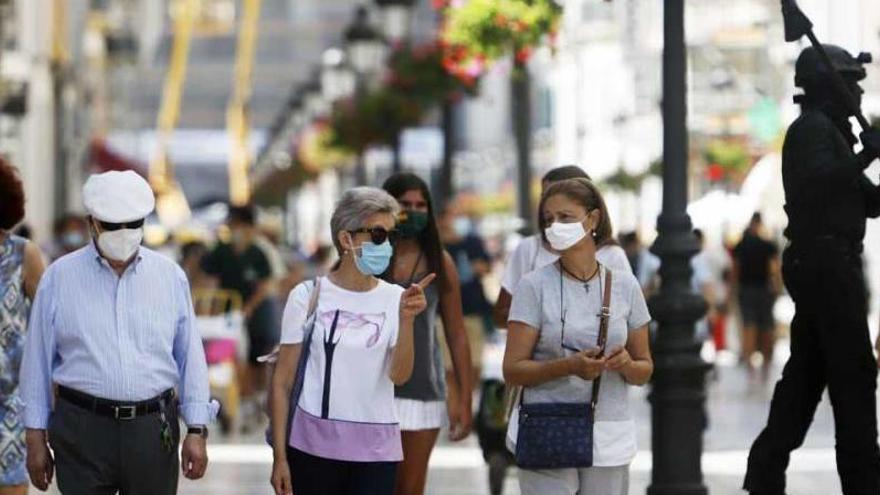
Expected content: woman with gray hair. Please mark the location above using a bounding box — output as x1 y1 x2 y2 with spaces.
270 187 435 495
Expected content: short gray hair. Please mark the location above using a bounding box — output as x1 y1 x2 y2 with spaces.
330 187 400 253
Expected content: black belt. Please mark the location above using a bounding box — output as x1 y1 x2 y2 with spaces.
58 386 175 420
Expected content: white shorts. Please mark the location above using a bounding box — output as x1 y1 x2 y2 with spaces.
394 398 447 431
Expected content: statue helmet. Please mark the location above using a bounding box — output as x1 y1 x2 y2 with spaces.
795 44 871 88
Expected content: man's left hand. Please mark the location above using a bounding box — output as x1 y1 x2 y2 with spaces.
181 434 208 480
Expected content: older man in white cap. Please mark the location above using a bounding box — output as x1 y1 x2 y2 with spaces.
19 171 217 494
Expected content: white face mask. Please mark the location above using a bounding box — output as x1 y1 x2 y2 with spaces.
97 228 143 261
544 218 589 252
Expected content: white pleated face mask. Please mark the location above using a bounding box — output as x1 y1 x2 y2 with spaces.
544 218 590 252
97 228 143 261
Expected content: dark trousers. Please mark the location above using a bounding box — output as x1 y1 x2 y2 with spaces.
48 395 180 495
287 447 398 495
744 246 880 494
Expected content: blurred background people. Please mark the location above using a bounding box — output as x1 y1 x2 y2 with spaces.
180 240 214 292
48 214 89 261
439 204 493 382
732 212 781 379
11 224 31 241
202 205 279 431
310 244 336 276
620 231 661 297
691 229 715 344
0 158 45 495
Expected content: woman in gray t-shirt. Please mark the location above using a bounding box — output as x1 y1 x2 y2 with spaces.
504 178 653 495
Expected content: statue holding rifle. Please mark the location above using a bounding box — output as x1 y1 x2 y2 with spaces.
744 2 880 494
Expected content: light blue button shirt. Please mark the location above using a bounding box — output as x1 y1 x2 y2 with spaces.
19 242 218 429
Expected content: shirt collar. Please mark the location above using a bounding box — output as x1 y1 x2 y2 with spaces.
87 240 144 274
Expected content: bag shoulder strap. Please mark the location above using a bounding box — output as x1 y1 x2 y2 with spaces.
306 277 322 318
591 268 613 411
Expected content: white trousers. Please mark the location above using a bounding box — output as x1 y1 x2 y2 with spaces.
518 465 629 495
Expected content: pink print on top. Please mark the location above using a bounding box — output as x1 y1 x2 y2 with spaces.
317 310 387 348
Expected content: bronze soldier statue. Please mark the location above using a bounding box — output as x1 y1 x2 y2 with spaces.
743 45 880 495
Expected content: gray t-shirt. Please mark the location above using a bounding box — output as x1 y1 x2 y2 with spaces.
508 263 651 422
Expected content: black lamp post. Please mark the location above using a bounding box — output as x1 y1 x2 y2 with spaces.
345 5 387 185
512 58 533 233
647 0 710 494
375 0 416 174
438 97 456 209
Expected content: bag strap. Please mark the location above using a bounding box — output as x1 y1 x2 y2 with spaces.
306 277 322 318
283 277 322 444
590 268 613 411
298 277 322 366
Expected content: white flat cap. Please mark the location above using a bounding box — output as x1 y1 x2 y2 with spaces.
83 171 155 223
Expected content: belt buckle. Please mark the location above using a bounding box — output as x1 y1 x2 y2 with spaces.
115 405 137 420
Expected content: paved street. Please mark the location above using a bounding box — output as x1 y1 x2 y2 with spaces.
29 340 855 495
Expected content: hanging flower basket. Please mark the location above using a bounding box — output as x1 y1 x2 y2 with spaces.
386 41 481 105
329 89 424 153
297 120 354 172
439 0 562 67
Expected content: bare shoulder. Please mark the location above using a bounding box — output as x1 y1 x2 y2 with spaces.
23 240 46 269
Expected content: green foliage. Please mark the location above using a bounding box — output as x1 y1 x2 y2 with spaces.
441 0 562 65
647 158 663 177
602 168 651 193
703 140 750 173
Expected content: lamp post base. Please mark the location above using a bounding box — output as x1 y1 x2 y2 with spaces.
647 211 711 495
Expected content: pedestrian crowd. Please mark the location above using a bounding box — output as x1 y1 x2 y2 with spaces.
0 155 808 495
0 138 874 495
6 41 880 495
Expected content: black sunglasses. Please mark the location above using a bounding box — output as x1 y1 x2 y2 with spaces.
98 219 145 231
349 227 399 245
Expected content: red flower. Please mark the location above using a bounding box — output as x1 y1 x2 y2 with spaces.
431 0 449 9
494 14 508 27
706 163 725 182
515 46 533 64
442 55 458 72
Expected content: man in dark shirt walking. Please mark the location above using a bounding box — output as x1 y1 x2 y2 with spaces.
733 213 780 379
744 45 880 495
202 205 278 430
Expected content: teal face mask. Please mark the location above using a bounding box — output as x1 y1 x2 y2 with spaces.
354 240 393 275
397 210 429 238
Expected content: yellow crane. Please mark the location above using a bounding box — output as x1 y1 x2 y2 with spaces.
149 0 198 228
227 0 262 206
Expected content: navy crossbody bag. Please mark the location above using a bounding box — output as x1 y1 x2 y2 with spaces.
515 269 612 469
